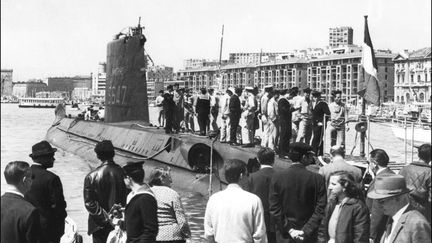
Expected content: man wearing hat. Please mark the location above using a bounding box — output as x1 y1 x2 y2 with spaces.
367 174 431 243
310 90 330 156
83 140 128 243
122 161 158 242
269 142 326 243
25 140 67 243
296 87 313 144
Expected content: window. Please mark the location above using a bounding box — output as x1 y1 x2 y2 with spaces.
417 75 421 82
385 75 388 80
411 74 414 82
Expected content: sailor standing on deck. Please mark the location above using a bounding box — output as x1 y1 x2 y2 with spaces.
289 87 302 142
310 91 330 156
164 85 176 134
296 87 313 144
195 88 211 136
155 90 165 128
83 140 128 243
328 90 347 147
172 83 183 133
229 87 242 146
220 88 233 143
242 86 257 147
260 85 273 148
267 90 279 151
25 140 67 243
209 88 219 133
277 89 292 159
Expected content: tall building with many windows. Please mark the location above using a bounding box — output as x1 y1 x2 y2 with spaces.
329 27 353 48
393 47 431 103
92 62 107 97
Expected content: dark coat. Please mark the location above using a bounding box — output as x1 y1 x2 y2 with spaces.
196 95 210 116
317 198 370 243
229 94 241 119
311 100 330 126
1 193 41 243
25 164 67 242
84 161 128 235
125 193 158 243
399 162 431 222
366 168 395 243
269 163 327 242
379 205 431 243
247 167 276 232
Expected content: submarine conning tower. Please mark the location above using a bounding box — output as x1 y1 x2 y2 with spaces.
105 25 149 123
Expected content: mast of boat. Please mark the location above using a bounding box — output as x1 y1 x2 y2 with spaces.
217 25 224 91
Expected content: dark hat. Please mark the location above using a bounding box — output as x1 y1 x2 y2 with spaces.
367 174 411 199
122 161 145 176
289 142 315 155
29 140 57 158
312 90 322 97
94 140 114 154
303 87 312 93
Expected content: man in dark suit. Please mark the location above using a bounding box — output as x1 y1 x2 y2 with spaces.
310 91 330 156
278 89 292 159
164 85 176 134
247 148 277 243
25 140 67 243
2 161 41 243
229 87 242 145
365 149 395 243
269 142 327 243
84 140 128 243
367 175 431 243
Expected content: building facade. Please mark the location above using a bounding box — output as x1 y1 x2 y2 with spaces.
47 75 92 98
12 81 48 98
1 69 13 96
92 62 107 97
393 47 431 103
228 52 290 64
147 65 173 100
308 52 395 103
329 27 353 48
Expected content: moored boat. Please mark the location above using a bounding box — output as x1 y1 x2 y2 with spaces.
19 97 64 108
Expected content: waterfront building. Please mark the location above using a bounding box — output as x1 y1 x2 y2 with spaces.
147 65 173 100
307 52 395 103
177 58 309 91
393 47 431 103
228 52 290 64
329 26 353 48
47 75 92 98
92 62 106 97
12 81 48 98
183 59 224 70
1 69 13 96
72 87 92 101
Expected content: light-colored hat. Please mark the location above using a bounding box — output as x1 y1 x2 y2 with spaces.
264 85 273 89
367 174 411 199
245 86 254 91
227 87 235 94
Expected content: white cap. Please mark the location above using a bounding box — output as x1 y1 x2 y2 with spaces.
245 86 254 91
227 87 235 94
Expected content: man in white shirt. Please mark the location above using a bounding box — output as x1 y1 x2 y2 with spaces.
155 90 165 128
219 88 233 143
204 159 267 243
260 85 273 147
328 90 347 147
367 174 431 243
242 87 257 147
266 90 279 150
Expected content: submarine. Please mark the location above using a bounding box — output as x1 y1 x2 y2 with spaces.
46 22 292 196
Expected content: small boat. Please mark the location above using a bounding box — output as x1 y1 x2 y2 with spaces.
19 97 64 108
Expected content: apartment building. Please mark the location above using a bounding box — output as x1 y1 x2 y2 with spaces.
92 62 107 97
229 52 290 64
147 65 173 100
329 27 353 48
308 52 395 103
393 47 431 103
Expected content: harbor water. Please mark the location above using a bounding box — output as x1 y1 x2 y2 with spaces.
1 103 427 242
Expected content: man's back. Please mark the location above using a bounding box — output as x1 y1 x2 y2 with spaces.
25 164 67 241
205 184 267 243
248 167 275 232
2 193 41 243
84 161 127 234
269 164 326 241
319 158 362 183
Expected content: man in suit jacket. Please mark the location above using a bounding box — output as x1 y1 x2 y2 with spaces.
365 149 395 243
269 142 327 243
367 175 431 243
310 91 330 156
248 147 277 243
229 87 242 145
84 140 128 243
25 141 67 243
2 161 41 243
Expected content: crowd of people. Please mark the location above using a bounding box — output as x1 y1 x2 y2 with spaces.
155 84 351 157
1 137 431 243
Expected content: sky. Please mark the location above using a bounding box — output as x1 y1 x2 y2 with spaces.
1 0 431 82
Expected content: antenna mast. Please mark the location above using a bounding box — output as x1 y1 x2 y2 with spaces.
217 25 224 90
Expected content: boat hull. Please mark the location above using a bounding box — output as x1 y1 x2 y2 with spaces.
46 118 292 195
391 125 431 145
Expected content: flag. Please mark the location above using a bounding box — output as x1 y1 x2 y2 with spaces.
359 16 380 106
